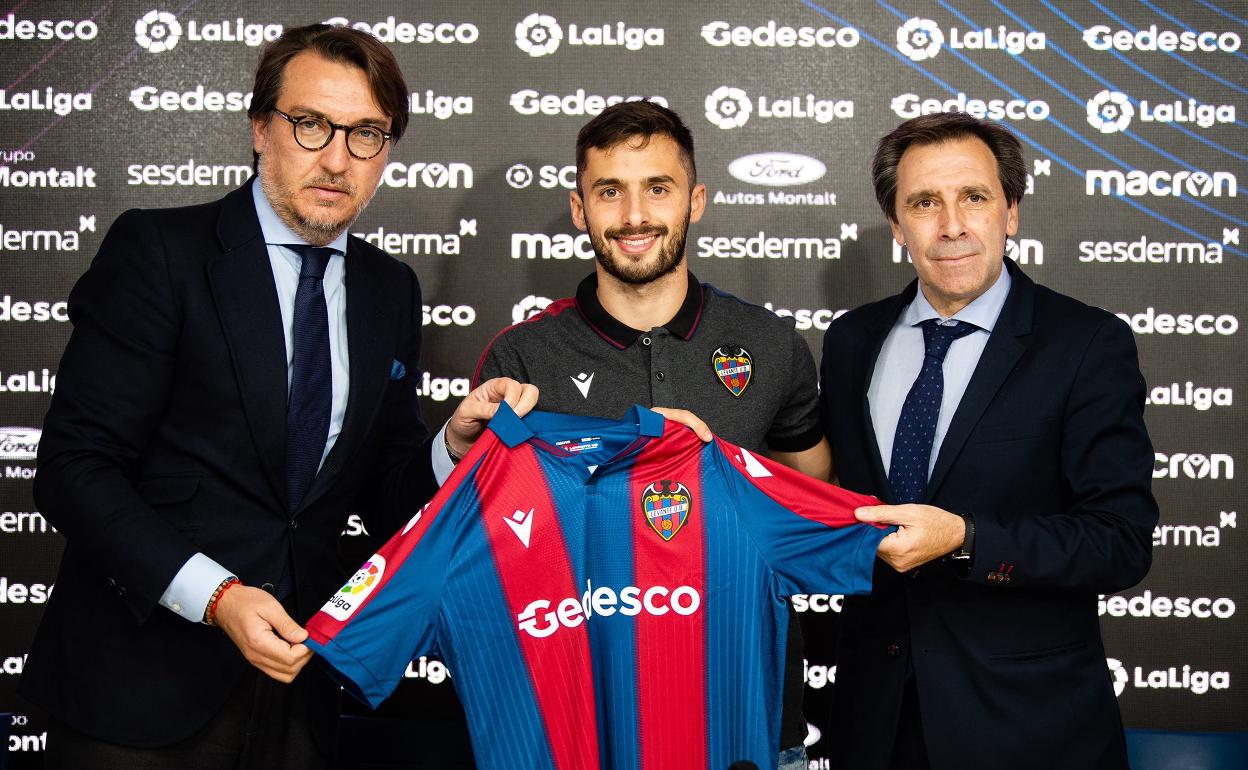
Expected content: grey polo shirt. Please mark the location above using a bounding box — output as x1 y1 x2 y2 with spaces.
474 272 823 456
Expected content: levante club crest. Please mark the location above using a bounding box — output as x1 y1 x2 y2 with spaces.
641 480 692 541
711 345 752 397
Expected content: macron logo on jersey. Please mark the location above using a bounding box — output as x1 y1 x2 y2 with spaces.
504 507 535 548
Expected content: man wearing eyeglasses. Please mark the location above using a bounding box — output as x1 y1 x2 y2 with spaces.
20 24 534 769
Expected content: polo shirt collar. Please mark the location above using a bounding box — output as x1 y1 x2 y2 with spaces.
490 402 665 449
575 271 705 348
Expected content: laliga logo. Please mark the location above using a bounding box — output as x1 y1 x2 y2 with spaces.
135 9 181 52
321 554 386 620
506 163 534 189
515 12 561 57
897 17 943 61
705 86 752 129
1107 658 1128 697
513 294 552 323
1087 90 1134 134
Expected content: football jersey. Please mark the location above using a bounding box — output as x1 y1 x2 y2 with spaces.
306 404 890 770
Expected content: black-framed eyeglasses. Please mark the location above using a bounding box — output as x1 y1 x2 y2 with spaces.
272 108 392 160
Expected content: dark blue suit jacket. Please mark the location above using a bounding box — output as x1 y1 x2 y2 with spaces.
21 181 438 746
819 259 1157 770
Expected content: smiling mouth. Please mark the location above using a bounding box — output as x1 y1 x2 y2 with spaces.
614 233 659 254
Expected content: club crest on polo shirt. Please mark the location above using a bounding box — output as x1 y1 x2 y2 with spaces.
711 345 752 397
640 479 691 541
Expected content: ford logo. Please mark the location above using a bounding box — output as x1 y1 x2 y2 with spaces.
0 427 40 460
728 152 826 187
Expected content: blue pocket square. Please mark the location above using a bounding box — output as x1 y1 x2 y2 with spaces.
390 359 406 380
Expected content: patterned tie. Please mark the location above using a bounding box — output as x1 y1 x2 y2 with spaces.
284 244 334 512
888 319 978 504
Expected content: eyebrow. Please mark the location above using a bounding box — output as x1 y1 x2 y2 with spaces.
285 105 390 129
590 174 677 190
902 184 993 206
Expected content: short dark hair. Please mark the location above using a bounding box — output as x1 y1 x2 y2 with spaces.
575 101 696 195
248 24 409 170
871 112 1026 223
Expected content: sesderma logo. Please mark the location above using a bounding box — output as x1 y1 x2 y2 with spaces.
135 10 181 52
897 17 942 60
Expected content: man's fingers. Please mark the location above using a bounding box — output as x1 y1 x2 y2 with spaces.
855 505 894 524
511 382 540 416
651 407 713 442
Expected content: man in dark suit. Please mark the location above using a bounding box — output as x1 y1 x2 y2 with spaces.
21 24 534 769
819 113 1157 770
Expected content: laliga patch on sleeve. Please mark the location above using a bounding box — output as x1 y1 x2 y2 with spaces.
322 554 387 621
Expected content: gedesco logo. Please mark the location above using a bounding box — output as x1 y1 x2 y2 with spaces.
896 17 1045 61
705 86 852 130
891 92 1050 121
514 12 662 57
728 152 826 187
517 580 701 638
1087 90 1235 133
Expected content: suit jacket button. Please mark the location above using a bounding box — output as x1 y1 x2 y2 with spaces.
886 643 901 657
261 582 276 594
106 577 117 588
116 585 127 597
289 519 298 529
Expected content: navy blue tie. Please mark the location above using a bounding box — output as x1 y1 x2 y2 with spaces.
888 319 977 504
285 245 333 512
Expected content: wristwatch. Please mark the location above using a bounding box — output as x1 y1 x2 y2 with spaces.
949 514 975 561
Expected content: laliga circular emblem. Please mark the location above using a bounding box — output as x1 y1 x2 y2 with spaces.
705 86 752 130
515 13 562 57
512 294 552 323
1086 90 1134 134
506 163 534 189
135 9 182 53
341 558 384 595
1106 657 1128 697
896 17 943 62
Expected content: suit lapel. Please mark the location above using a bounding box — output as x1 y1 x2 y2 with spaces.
299 243 395 511
925 261 1034 501
206 182 289 509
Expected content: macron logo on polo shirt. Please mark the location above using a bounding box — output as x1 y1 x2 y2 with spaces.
571 372 594 398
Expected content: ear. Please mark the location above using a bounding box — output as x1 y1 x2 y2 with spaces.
889 218 906 246
569 190 588 232
251 115 269 156
1005 200 1019 237
689 183 707 224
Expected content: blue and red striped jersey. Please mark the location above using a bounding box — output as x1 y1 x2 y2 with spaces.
306 404 889 770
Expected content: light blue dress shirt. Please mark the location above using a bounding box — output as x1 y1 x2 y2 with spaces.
868 265 1012 479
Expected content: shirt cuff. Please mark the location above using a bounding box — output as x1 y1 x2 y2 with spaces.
159 553 234 623
432 421 457 486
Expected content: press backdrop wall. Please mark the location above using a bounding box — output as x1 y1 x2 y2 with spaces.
1 1 1244 765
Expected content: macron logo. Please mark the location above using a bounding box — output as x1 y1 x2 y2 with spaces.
505 508 535 548
571 372 594 399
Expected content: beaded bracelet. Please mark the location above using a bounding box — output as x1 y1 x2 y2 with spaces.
204 577 240 626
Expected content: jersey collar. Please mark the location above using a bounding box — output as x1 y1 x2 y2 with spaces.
490 402 666 449
574 271 705 349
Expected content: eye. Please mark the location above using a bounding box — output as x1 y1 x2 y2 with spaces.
353 126 382 142
295 117 326 135
600 188 620 199
967 193 986 203
649 185 668 196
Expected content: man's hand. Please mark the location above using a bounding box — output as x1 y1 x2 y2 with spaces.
856 503 965 573
651 407 713 442
446 377 540 457
213 584 313 683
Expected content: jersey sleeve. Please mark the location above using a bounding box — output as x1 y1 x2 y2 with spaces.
305 443 488 707
764 328 823 453
713 437 891 596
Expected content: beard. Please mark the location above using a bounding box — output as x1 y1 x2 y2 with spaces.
258 159 375 246
588 208 691 286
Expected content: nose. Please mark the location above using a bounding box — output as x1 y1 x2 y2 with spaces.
938 204 967 239
317 128 352 174
623 191 649 228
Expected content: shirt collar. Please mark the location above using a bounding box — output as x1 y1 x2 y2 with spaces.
903 259 1012 331
574 271 705 349
490 402 665 449
251 180 349 256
